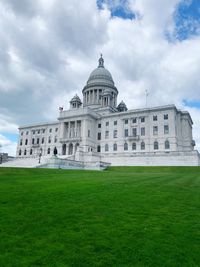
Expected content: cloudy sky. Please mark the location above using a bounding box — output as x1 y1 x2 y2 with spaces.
0 0 200 156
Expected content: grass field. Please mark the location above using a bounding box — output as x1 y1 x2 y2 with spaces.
0 167 200 267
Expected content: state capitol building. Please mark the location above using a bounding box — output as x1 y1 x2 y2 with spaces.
17 56 200 166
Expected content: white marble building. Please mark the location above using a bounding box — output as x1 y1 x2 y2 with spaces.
17 56 200 166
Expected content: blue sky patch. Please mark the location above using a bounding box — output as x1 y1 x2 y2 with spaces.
174 0 200 41
3 133 18 143
97 0 135 20
183 99 200 109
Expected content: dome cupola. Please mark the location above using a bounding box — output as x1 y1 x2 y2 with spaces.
117 101 128 112
70 94 82 109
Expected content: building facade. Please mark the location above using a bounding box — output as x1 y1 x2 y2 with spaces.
17 56 200 166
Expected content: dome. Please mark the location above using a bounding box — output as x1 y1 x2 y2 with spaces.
86 55 114 87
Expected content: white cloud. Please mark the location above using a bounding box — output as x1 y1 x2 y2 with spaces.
0 0 200 153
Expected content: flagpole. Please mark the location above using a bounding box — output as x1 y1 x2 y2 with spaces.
145 90 148 108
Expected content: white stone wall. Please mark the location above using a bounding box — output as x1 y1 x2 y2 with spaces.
17 104 197 166
102 151 200 166
17 123 60 158
96 106 180 154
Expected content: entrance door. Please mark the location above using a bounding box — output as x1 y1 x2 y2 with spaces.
62 144 66 155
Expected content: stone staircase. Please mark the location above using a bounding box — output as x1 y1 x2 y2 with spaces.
0 156 49 168
0 154 111 170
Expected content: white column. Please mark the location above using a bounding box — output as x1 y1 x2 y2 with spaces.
75 120 77 137
97 90 99 104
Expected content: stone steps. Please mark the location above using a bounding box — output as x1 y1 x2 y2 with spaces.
0 156 50 168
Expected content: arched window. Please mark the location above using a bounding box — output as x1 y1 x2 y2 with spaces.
113 143 117 151
20 139 23 146
105 144 109 152
141 141 145 150
97 145 101 152
154 141 159 150
62 144 66 155
165 140 170 149
30 149 32 155
25 139 28 145
24 149 27 155
19 149 21 156
75 143 79 152
68 143 73 155
47 148 50 154
124 142 128 151
42 137 45 144
132 142 136 150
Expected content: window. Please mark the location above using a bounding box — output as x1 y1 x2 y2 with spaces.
132 118 137 123
153 126 158 135
88 130 90 137
106 121 109 126
55 128 58 132
26 131 29 135
97 132 101 140
165 140 170 149
113 130 117 138
141 117 145 123
37 130 40 134
30 149 32 155
132 128 137 137
141 127 145 136
48 137 51 143
24 149 27 156
153 115 157 121
114 120 117 126
42 129 45 134
124 119 128 124
49 128 52 133
21 132 23 136
97 145 101 152
113 143 117 151
25 139 28 145
33 130 35 135
164 114 168 120
154 141 159 150
32 138 34 145
124 129 129 137
124 142 128 151
37 138 40 144
20 139 23 146
105 131 109 139
105 144 109 152
54 136 57 143
141 141 145 150
42 137 44 144
19 149 22 156
98 124 101 128
47 148 50 154
132 142 136 150
164 125 169 134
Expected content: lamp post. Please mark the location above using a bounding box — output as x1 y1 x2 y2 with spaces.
0 144 2 164
38 152 41 164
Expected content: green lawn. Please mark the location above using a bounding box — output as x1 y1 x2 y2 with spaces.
0 167 200 267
